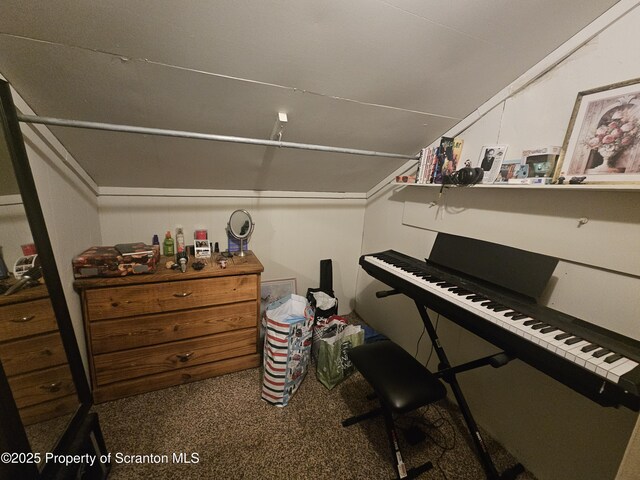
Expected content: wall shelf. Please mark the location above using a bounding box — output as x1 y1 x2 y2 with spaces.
392 182 639 192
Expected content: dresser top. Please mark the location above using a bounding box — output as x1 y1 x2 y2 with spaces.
0 282 49 306
74 251 263 290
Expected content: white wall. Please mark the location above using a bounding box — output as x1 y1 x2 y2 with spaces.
0 199 32 273
98 193 365 313
356 6 640 480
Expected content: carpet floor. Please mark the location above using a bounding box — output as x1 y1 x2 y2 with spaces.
93 365 536 480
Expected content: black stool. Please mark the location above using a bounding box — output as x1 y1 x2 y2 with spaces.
342 340 447 479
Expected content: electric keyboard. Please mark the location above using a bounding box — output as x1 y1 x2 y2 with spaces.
360 250 640 410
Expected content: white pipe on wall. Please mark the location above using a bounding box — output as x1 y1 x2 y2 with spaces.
17 114 420 161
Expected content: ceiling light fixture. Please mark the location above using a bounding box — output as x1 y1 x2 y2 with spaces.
270 112 288 141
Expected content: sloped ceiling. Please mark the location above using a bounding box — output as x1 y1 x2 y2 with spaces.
0 1 620 193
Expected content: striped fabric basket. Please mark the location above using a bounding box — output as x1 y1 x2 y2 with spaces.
261 294 314 406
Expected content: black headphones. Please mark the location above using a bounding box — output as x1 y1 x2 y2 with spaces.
443 167 484 186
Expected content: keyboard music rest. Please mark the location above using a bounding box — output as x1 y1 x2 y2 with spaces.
360 250 640 411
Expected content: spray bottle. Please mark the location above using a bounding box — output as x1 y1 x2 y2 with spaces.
175 227 188 272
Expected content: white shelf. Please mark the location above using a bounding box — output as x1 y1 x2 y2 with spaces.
391 182 640 192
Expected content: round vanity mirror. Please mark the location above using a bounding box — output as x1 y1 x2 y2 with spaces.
227 209 254 257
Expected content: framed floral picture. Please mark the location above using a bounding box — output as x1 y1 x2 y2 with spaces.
555 78 640 184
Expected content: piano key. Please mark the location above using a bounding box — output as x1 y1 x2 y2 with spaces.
575 345 604 364
531 323 549 330
471 297 488 303
523 319 540 326
592 349 611 358
452 288 472 295
607 359 639 379
585 351 616 372
540 326 558 334
604 354 623 364
554 332 572 341
564 337 583 345
545 332 574 353
491 305 510 312
564 340 592 363
511 313 529 320
581 344 599 353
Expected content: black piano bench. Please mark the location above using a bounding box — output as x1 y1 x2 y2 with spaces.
342 340 447 479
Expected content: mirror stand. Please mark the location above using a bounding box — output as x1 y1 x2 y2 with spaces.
238 238 246 257
227 209 254 257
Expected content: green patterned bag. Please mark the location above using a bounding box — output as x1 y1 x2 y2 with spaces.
316 324 364 390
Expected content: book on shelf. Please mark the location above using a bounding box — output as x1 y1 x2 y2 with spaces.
415 148 428 184
439 137 455 182
414 136 464 185
452 137 464 171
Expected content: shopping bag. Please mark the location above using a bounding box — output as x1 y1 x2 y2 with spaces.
307 288 339 360
261 294 314 406
312 314 347 361
316 323 364 390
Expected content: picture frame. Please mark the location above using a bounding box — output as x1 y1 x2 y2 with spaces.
555 78 640 184
477 144 508 183
494 159 521 183
260 278 297 319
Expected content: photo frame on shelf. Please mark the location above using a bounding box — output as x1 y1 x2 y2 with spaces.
260 278 297 319
555 78 640 184
494 159 522 183
477 144 508 183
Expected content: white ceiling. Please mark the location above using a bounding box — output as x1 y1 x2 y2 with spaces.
0 1 620 193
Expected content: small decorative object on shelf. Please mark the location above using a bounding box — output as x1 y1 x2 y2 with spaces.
569 176 587 184
194 229 211 259
395 174 416 183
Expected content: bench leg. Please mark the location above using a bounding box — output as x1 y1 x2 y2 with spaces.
342 407 383 427
382 409 433 479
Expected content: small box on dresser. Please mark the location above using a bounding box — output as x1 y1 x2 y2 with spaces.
74 251 264 403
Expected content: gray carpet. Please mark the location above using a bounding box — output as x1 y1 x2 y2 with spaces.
93 365 536 480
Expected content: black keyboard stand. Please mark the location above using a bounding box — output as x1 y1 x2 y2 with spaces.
414 301 524 480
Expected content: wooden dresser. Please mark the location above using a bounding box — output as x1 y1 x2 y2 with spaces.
0 284 78 425
74 251 263 403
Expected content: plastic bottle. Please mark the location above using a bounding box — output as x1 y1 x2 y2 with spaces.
152 234 160 258
163 231 175 257
176 227 185 253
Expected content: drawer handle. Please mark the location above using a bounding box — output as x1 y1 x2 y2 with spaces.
11 315 36 323
176 352 194 362
39 382 62 392
173 292 193 298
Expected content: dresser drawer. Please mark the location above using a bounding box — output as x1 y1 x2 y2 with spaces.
85 274 258 321
19 394 79 426
94 328 257 386
93 354 261 403
0 332 69 376
0 298 58 341
8 364 76 408
90 300 257 354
